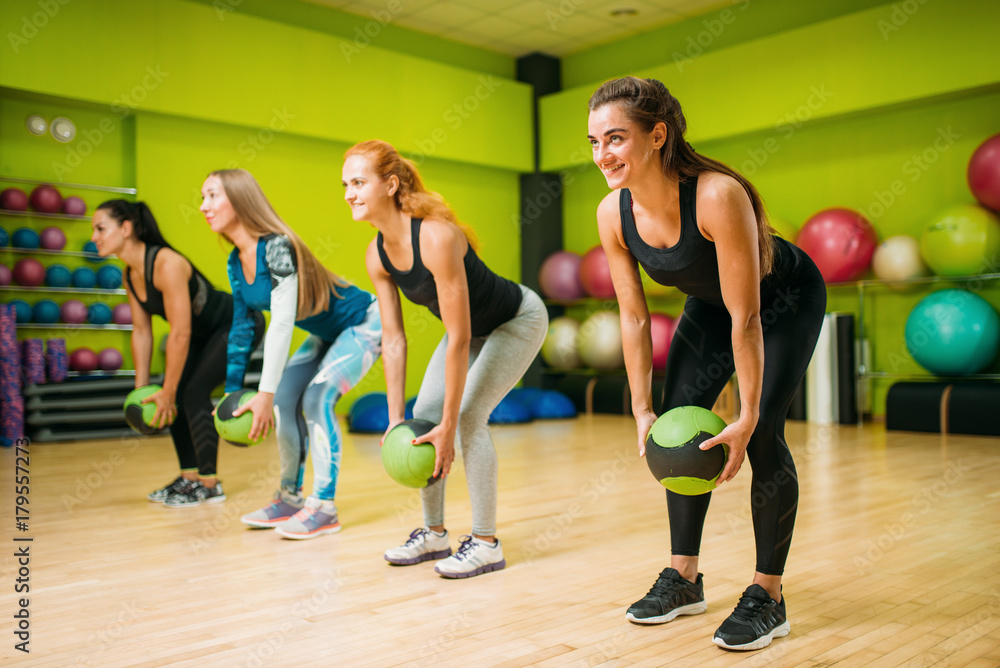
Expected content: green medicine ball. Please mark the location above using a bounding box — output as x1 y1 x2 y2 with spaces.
645 406 729 495
214 389 263 447
381 419 439 488
123 384 163 435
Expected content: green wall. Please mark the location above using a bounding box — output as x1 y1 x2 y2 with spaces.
544 0 1000 416
0 0 528 410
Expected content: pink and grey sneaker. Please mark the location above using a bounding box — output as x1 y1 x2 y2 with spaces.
434 535 505 579
273 496 341 540
241 489 305 528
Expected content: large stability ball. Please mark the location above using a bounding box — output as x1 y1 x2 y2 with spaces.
13 259 45 286
579 245 616 299
645 406 729 495
968 133 1000 211
872 235 928 283
920 204 1000 277
349 392 390 433
796 208 878 283
541 316 582 368
649 313 677 370
29 185 62 213
577 310 624 369
905 289 1000 375
538 251 584 300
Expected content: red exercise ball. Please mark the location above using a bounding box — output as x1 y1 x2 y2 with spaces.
29 185 63 214
69 347 99 372
112 302 132 325
12 258 45 286
538 250 584 300
60 299 89 324
579 245 616 299
968 133 1000 212
40 226 67 250
0 188 29 211
62 196 87 217
649 313 677 370
97 348 124 371
796 208 878 283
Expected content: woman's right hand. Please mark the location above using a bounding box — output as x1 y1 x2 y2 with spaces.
635 409 658 457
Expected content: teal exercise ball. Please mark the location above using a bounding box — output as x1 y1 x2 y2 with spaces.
904 289 1000 375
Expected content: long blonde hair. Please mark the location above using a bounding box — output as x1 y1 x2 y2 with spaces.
344 140 478 249
210 169 348 318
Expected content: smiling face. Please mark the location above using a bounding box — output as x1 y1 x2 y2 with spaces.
342 154 397 222
199 175 239 234
90 208 127 257
588 103 665 189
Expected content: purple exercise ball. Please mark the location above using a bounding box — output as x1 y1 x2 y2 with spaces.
62 196 87 217
112 303 132 325
538 251 585 300
97 348 124 371
39 226 67 251
0 264 10 286
60 299 89 324
69 347 99 372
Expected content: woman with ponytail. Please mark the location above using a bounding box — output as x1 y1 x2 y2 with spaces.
200 169 382 540
91 200 264 506
342 140 548 579
587 77 827 651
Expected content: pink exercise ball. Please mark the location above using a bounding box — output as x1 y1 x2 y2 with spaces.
577 310 624 369
39 226 67 250
62 196 87 217
968 133 1000 212
538 251 584 300
69 347 99 372
0 188 29 211
29 185 63 214
649 313 677 370
579 245 616 299
97 348 124 371
12 258 45 286
112 302 132 325
0 264 10 286
796 208 878 283
60 299 89 324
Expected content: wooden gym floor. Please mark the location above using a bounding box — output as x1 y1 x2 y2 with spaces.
2 416 999 667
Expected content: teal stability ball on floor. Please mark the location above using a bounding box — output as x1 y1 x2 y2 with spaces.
214 389 263 446
645 406 729 495
381 418 439 488
905 289 1000 375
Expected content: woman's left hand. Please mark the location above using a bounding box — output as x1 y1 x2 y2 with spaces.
699 417 756 485
412 422 457 479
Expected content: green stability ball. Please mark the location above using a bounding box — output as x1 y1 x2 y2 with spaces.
123 384 163 435
214 389 263 446
645 406 729 495
381 419 440 488
921 204 1000 276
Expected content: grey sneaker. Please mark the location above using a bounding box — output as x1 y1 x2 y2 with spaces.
164 481 226 508
434 535 505 579
147 476 189 503
241 489 305 528
384 528 452 565
274 496 342 540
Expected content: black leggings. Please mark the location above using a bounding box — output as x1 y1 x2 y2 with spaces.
659 266 826 576
171 313 263 477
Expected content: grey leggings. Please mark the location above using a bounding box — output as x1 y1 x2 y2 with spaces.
413 285 548 536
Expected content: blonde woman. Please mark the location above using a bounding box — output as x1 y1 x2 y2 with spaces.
201 169 382 539
343 141 548 578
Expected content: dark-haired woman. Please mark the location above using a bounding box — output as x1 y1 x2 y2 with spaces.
587 77 826 651
91 200 263 507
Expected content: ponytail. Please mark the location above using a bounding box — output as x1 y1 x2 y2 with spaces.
96 200 174 250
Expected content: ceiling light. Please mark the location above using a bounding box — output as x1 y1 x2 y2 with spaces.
50 116 76 143
26 114 47 135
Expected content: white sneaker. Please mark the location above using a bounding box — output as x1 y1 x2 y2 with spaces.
384 528 452 565
434 535 506 579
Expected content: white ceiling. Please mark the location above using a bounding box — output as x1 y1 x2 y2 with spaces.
302 0 736 57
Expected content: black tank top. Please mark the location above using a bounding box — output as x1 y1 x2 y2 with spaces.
620 176 802 309
377 217 523 337
125 245 232 332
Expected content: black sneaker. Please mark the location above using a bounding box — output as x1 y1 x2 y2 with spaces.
164 481 227 508
626 567 707 624
713 584 790 650
147 476 189 503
